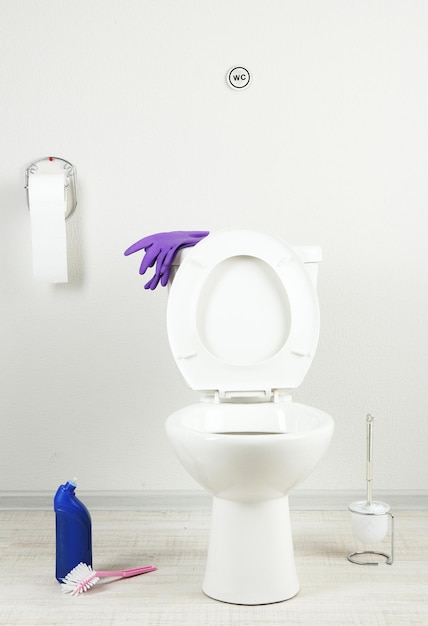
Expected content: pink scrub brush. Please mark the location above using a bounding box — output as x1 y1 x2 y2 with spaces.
61 562 157 595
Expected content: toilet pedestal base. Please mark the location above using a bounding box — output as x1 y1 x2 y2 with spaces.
202 495 299 605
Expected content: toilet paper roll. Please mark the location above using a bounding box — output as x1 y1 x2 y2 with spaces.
28 173 68 283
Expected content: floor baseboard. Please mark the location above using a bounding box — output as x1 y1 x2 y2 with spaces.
0 489 427 511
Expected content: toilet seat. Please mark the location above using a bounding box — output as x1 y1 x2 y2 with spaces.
167 230 320 398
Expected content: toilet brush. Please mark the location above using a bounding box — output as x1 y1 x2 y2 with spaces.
348 414 394 565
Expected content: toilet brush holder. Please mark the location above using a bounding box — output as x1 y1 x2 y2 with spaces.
348 500 394 565
347 414 394 565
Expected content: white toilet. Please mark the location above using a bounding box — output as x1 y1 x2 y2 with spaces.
165 229 334 605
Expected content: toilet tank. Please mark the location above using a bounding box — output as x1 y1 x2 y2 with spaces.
170 243 322 289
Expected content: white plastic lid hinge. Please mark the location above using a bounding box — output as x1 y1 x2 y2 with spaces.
273 389 292 403
219 389 272 401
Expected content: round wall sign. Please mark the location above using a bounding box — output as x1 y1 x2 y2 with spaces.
227 66 251 90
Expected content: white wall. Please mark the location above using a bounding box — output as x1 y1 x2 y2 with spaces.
1 0 427 496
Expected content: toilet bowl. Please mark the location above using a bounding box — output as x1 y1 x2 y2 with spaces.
165 230 334 605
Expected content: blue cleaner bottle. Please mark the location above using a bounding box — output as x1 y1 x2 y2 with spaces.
54 479 92 582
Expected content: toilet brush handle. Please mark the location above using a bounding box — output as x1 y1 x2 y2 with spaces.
366 414 374 504
96 566 157 579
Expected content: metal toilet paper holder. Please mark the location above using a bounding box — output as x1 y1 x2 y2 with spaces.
25 156 77 219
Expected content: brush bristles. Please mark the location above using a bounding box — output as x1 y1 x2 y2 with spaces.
61 562 100 595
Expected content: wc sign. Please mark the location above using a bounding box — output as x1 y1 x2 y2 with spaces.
227 66 251 90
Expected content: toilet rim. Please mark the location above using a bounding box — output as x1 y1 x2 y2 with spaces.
166 402 334 437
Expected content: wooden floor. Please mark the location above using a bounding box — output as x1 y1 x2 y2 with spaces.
0 508 426 625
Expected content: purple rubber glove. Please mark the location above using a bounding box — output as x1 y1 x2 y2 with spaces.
124 230 209 289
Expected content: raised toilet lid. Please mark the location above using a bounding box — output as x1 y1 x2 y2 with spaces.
167 230 320 398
